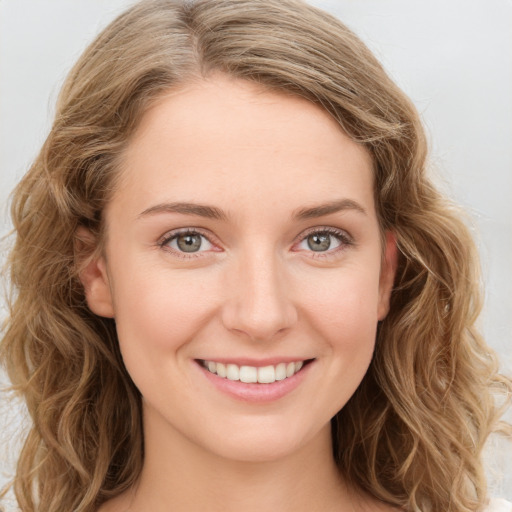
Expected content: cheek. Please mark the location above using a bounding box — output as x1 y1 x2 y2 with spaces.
298 265 381 390
299 264 382 338
291 268 382 420
111 263 219 366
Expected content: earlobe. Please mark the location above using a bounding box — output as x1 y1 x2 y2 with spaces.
377 231 398 321
75 227 115 318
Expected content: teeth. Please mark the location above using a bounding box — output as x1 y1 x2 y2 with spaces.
226 364 239 381
275 363 287 381
240 366 257 383
258 365 275 383
216 362 227 378
202 359 308 383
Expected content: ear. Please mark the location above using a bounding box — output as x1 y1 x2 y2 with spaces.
377 231 398 321
75 227 115 318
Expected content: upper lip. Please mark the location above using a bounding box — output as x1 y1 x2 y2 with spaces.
196 357 314 367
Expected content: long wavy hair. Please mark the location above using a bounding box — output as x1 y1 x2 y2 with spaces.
1 0 510 511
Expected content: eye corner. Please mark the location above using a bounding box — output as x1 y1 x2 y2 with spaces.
158 227 222 258
292 226 354 257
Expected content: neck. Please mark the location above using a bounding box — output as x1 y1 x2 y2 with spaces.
125 405 355 512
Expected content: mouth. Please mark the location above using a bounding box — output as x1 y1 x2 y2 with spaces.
197 359 314 384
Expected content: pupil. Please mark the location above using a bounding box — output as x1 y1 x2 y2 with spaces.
177 234 202 252
307 233 331 251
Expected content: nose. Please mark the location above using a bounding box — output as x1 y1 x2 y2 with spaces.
221 248 298 342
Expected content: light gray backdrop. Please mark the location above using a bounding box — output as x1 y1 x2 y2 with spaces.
1 0 511 506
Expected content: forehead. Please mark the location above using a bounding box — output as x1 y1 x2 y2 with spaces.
113 75 375 219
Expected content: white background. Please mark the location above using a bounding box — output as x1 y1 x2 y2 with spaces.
1 0 511 505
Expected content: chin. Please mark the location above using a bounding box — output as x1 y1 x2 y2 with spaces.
194 416 330 464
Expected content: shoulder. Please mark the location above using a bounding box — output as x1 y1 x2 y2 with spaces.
485 499 512 512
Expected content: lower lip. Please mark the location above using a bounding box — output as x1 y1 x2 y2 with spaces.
196 361 313 403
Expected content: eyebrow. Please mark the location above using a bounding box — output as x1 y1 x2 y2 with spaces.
138 202 228 221
293 199 367 219
137 198 367 222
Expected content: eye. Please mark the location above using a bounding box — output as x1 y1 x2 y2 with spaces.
295 228 352 254
161 230 214 254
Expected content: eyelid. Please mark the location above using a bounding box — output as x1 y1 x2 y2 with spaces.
158 227 221 257
157 225 353 259
292 226 354 255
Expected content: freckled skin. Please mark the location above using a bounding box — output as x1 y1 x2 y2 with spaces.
86 76 397 512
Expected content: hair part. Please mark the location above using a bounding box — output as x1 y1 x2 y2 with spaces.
1 1 510 511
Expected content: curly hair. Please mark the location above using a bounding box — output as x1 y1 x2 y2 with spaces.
1 0 510 511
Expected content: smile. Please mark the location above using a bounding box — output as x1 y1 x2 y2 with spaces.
200 360 306 384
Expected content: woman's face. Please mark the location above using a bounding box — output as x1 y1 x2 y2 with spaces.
83 76 396 462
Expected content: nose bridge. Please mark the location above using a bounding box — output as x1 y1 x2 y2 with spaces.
222 243 297 341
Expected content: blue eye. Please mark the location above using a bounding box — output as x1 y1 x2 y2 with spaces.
163 231 213 253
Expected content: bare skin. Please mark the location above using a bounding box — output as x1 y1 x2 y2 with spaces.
86 76 399 512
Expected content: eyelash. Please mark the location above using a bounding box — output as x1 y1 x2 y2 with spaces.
292 226 354 258
158 226 353 259
158 228 218 259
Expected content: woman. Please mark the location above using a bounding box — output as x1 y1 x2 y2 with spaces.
1 0 510 511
